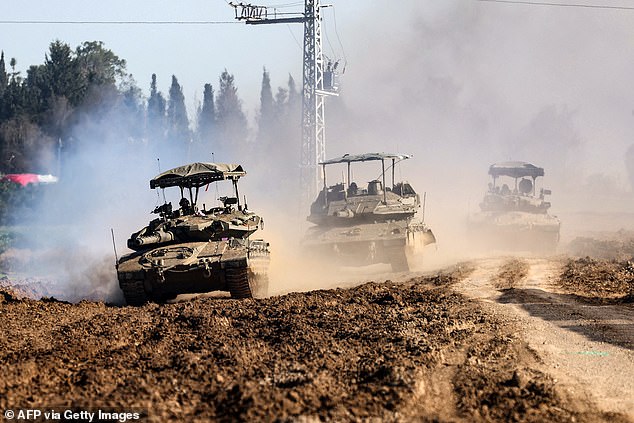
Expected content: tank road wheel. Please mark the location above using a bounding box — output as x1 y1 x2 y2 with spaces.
226 267 253 299
120 279 149 306
389 247 410 273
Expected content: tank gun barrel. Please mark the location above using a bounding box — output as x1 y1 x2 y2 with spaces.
132 231 175 247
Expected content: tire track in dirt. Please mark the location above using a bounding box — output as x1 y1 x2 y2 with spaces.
455 256 634 418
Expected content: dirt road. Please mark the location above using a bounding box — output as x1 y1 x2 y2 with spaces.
454 256 634 418
0 253 632 421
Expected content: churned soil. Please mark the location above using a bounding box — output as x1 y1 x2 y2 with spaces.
493 258 530 290
0 264 627 422
558 257 634 302
566 230 634 261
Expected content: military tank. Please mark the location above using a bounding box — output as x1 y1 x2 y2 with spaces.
116 162 269 305
303 153 435 272
468 161 560 252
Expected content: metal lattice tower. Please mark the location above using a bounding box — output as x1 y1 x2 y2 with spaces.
231 0 336 209
300 0 326 204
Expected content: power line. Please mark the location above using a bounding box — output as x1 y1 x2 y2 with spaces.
0 20 239 25
477 0 634 10
285 24 303 51
267 2 304 8
322 18 337 59
331 6 347 68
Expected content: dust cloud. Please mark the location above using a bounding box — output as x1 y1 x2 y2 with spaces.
217 1 634 293
6 106 196 303
323 1 634 260
9 2 634 301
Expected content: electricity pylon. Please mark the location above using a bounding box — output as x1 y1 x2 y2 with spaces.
230 1 339 210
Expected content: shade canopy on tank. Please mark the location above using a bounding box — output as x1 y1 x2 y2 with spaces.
489 161 544 179
320 153 411 165
150 162 246 189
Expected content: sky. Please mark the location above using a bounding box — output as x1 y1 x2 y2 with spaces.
0 0 342 116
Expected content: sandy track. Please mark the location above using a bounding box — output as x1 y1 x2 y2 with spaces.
455 256 634 417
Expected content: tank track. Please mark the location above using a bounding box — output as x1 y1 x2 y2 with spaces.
248 268 270 298
388 247 410 272
120 279 149 306
226 267 253 299
248 254 270 298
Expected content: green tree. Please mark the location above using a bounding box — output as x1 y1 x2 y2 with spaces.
197 83 216 144
0 41 148 227
256 67 275 151
215 69 247 158
3 76 25 119
45 40 82 105
0 115 54 173
147 73 166 144
287 74 299 116
0 51 7 100
250 72 301 197
167 75 191 147
74 41 128 111
0 57 26 120
8 58 19 81
121 84 145 142
23 65 48 117
75 41 126 87
273 74 300 155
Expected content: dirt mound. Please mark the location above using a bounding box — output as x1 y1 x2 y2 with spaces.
0 269 623 422
558 257 634 302
566 230 634 260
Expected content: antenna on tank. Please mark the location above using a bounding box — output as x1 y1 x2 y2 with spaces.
422 192 427 224
157 158 167 204
111 228 119 267
212 152 220 200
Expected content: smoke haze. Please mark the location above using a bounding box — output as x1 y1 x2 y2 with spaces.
323 1 634 253
9 1 634 301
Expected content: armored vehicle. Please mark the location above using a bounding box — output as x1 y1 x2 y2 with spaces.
303 153 435 272
468 161 560 252
116 162 269 305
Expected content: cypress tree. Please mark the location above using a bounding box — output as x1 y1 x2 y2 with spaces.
0 52 7 96
147 74 166 144
167 75 191 147
256 67 275 151
0 51 7 119
287 74 299 115
197 83 216 143
215 69 247 156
